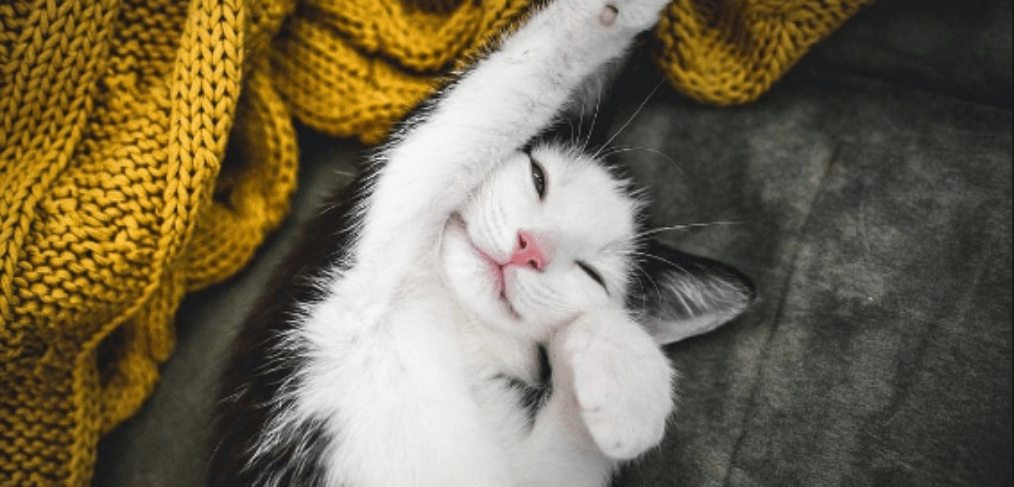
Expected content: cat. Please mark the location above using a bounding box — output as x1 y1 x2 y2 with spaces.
208 1 754 486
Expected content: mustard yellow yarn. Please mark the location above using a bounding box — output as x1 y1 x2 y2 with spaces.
1 0 297 485
272 0 536 144
1 0 870 485
656 0 876 106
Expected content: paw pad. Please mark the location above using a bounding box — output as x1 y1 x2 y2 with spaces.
600 5 619 26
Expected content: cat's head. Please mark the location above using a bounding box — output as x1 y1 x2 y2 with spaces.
440 143 753 343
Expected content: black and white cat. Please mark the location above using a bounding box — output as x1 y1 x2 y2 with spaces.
209 1 753 486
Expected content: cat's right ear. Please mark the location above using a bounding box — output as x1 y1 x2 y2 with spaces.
628 240 755 345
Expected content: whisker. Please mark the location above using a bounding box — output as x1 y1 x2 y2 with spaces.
631 221 743 241
575 99 585 145
621 250 708 290
565 116 577 144
604 222 744 251
593 79 664 159
597 146 686 176
582 88 603 153
597 145 633 159
631 265 663 304
317 201 342 217
621 250 688 273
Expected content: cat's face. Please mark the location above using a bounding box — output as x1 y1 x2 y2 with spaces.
441 144 641 341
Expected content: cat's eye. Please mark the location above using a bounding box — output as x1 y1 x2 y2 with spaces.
577 261 607 291
530 159 547 200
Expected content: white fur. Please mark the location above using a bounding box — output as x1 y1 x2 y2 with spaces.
260 2 675 486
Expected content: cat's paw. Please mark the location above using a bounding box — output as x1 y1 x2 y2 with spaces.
563 310 675 460
551 0 668 36
595 0 670 33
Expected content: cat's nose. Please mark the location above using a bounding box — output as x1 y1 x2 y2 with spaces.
511 230 550 271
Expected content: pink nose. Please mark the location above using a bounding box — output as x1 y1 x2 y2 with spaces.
510 230 549 271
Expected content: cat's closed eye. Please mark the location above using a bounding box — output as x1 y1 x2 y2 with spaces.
577 260 607 291
530 159 547 200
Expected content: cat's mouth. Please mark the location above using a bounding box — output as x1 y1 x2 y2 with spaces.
448 213 521 320
475 248 522 320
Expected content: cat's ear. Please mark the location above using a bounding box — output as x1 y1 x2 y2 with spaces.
628 240 755 345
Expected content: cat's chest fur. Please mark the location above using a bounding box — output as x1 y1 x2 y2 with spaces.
292 267 551 484
458 309 547 449
326 266 545 442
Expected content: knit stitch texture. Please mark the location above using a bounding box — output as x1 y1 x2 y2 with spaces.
0 0 871 485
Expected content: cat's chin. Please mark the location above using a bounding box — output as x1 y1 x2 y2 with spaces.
442 214 524 331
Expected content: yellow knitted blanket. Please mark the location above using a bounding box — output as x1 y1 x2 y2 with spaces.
0 0 872 485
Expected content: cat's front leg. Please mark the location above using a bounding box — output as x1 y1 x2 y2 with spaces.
577 0 672 34
559 307 675 460
509 0 671 71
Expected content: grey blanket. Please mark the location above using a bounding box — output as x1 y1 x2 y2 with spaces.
614 1 1012 484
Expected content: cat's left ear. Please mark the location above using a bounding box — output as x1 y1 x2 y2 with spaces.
628 240 755 345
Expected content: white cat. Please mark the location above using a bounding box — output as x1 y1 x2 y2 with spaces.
209 1 753 486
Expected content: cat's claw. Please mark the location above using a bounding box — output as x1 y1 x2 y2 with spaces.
563 311 675 460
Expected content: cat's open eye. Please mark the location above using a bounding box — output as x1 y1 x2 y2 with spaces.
576 261 607 291
530 159 547 200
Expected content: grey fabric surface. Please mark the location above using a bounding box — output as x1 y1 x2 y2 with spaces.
94 1 1012 486
609 56 1012 487
807 0 1011 110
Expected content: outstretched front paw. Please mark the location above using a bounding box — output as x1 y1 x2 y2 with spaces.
563 310 675 460
595 0 670 32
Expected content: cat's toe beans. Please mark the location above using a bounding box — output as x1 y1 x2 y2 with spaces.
599 5 619 26
595 0 669 32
